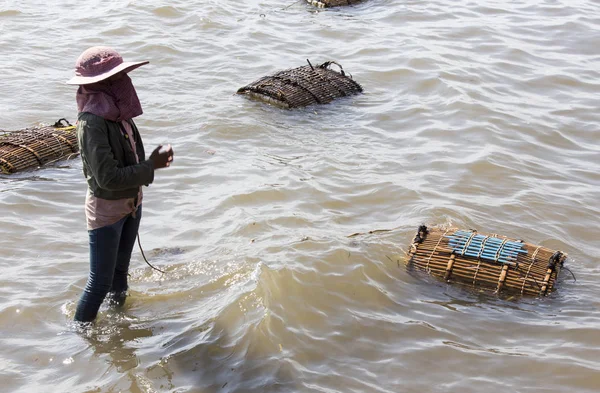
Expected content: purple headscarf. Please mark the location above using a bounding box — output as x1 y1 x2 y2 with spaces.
76 74 143 122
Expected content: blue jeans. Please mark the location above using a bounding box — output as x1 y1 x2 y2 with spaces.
74 206 142 322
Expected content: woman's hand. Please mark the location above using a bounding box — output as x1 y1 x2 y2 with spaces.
150 144 174 169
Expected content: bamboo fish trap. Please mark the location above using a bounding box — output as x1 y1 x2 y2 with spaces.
0 119 78 174
406 225 567 296
307 0 364 8
237 60 363 109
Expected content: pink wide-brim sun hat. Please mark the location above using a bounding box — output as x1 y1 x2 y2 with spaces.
66 46 149 85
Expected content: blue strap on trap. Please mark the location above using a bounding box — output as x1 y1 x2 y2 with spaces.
446 230 526 265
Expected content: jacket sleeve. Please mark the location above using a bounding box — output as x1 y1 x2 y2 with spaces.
80 119 155 191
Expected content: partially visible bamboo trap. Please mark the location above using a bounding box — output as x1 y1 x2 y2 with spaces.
406 225 568 296
307 0 365 8
0 119 78 174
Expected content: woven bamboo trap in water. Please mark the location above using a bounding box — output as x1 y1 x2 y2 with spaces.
237 60 363 108
0 119 78 174
406 225 568 296
307 0 364 8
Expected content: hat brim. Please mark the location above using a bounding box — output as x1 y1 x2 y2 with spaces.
66 60 149 85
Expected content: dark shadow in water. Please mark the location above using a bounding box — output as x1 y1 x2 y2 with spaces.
158 317 300 393
0 174 56 184
403 263 571 322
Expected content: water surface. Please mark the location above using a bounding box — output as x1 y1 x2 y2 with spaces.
1 1 599 392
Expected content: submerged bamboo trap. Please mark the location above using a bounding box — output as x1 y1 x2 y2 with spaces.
237 60 363 108
307 0 364 8
0 119 78 174
406 225 567 296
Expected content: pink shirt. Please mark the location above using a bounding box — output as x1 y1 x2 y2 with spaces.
85 121 143 230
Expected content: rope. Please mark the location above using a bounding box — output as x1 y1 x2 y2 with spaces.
269 75 324 105
3 135 45 166
320 61 346 77
521 246 540 295
53 118 72 127
531 246 541 262
425 228 448 272
494 238 508 263
477 236 489 259
460 231 477 256
346 225 403 238
562 266 577 282
472 236 488 286
137 233 166 274
514 265 542 292
282 0 303 10
0 157 15 174
260 0 303 17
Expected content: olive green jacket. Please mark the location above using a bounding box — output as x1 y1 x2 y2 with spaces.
77 112 154 200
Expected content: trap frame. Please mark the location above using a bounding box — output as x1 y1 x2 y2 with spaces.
237 60 363 108
406 225 567 296
0 119 78 174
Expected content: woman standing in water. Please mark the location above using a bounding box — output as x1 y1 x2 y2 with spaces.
67 46 174 323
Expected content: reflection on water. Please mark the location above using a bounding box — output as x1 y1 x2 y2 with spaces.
79 314 153 374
